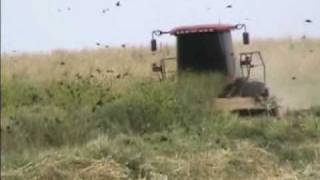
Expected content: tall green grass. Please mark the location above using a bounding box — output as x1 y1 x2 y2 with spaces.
2 39 320 179
2 71 320 179
1 73 223 167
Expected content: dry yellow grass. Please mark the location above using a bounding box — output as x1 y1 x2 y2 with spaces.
4 133 318 180
3 39 320 109
2 155 127 180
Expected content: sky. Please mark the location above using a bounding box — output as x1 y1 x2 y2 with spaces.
1 0 320 53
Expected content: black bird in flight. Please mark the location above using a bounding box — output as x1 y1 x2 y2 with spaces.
305 19 312 23
116 1 121 7
106 69 114 73
102 8 109 13
226 5 232 8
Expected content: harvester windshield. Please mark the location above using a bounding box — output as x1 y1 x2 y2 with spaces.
176 31 236 76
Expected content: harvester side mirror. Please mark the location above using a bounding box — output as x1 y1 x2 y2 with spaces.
243 32 250 45
151 39 157 51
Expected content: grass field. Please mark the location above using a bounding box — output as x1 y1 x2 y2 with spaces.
1 39 320 179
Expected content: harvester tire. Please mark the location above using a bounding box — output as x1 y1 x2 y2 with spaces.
240 81 269 98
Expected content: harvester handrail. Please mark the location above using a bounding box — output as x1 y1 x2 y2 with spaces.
160 57 176 61
239 51 266 84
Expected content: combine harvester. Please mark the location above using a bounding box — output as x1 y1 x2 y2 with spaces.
150 24 280 115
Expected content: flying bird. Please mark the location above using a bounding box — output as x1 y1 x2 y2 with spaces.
121 44 126 48
96 100 104 106
292 77 297 80
116 1 121 7
67 7 71 11
123 72 129 77
96 42 101 46
102 8 109 13
305 19 312 23
226 5 232 8
106 69 114 73
92 106 96 112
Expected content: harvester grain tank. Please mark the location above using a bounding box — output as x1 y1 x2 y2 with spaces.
150 24 279 114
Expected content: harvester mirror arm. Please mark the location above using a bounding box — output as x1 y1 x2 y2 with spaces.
235 24 247 31
151 30 170 52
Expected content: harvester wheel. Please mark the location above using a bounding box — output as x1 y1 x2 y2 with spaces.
220 78 268 98
240 81 269 98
